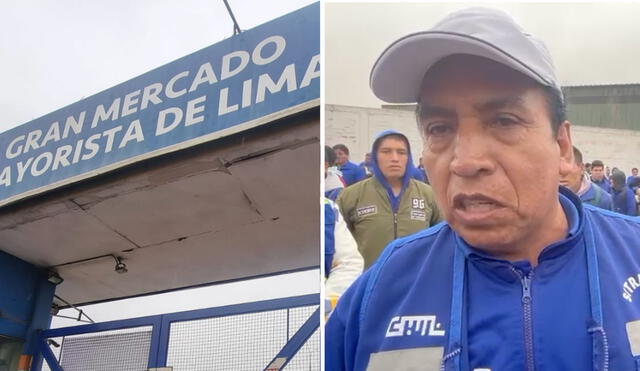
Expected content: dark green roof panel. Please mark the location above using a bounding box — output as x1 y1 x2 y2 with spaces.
563 84 640 131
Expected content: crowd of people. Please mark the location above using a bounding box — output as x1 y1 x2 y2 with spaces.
324 7 640 370
565 155 640 216
325 140 640 301
324 141 640 298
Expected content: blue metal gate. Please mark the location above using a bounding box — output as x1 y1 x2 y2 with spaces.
34 294 319 371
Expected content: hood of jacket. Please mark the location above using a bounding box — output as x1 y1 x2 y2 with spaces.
371 129 418 210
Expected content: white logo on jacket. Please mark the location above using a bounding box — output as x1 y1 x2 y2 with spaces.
385 315 445 337
622 273 640 302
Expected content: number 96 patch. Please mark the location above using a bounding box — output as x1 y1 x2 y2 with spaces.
411 198 427 221
412 198 425 209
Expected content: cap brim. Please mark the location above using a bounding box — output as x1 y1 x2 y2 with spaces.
370 31 552 104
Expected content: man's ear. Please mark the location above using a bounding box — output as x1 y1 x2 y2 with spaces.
557 121 574 178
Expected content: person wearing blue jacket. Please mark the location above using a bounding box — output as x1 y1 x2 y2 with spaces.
611 170 638 216
591 160 612 194
409 164 427 183
325 198 364 299
326 7 640 371
333 144 367 186
358 153 374 178
561 146 612 211
627 168 638 185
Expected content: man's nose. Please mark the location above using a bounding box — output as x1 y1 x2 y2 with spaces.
390 150 406 163
449 125 494 177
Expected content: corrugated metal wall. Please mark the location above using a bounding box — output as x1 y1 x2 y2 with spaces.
564 84 640 131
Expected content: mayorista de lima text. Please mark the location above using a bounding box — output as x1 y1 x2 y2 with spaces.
0 34 319 188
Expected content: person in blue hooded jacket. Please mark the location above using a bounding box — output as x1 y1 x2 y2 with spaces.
333 144 367 186
326 7 640 371
611 170 638 216
335 130 441 268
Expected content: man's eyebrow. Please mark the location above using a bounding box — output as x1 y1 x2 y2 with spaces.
473 96 528 113
417 104 456 118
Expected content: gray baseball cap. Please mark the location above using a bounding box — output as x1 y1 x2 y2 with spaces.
370 7 563 103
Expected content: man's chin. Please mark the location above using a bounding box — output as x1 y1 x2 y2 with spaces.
452 224 513 253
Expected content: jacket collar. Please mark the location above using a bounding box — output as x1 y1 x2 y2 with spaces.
454 186 584 282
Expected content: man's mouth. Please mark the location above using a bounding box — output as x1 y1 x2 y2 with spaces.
453 193 504 212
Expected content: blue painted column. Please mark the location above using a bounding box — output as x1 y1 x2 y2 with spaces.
0 250 56 370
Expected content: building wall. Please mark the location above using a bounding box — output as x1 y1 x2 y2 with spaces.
564 84 640 131
326 104 640 176
326 105 423 166
571 125 640 174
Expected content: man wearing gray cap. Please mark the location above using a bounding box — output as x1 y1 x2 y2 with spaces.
325 7 640 371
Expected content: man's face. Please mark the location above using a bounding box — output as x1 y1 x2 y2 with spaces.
419 55 572 258
560 162 583 193
365 153 372 163
376 136 408 182
612 174 625 190
334 149 349 166
633 168 638 176
592 166 604 181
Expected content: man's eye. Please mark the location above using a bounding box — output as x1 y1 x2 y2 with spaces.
425 123 452 136
492 115 519 128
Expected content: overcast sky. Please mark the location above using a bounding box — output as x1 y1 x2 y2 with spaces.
0 0 318 325
325 2 640 108
0 0 316 133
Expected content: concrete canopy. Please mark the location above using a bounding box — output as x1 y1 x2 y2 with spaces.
0 110 319 306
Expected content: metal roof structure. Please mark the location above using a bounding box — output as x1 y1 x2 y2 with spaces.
564 84 640 131
0 3 320 307
0 109 319 306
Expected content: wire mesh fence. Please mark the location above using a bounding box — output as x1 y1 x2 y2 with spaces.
40 302 319 371
42 327 152 371
282 305 319 369
166 305 318 370
283 328 319 370
166 309 286 370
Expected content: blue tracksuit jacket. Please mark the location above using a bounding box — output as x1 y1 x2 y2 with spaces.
340 161 367 186
612 186 638 216
326 187 640 370
580 182 613 211
592 177 612 194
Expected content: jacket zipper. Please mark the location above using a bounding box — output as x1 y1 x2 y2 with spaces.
513 267 536 371
393 212 398 238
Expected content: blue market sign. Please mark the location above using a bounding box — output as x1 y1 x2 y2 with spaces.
0 3 319 207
